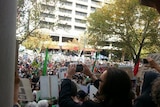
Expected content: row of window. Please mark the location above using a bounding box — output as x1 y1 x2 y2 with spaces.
41 4 55 12
41 0 102 8
58 15 86 24
51 36 77 43
59 8 72 13
60 1 72 6
41 2 97 15
41 0 101 6
40 21 85 31
41 12 55 18
40 12 86 24
75 19 86 24
58 8 87 17
78 0 88 2
59 16 71 21
76 3 88 9
75 11 87 16
40 21 55 29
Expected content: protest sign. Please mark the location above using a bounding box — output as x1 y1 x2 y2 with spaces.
77 84 88 93
58 67 68 79
40 75 59 99
18 78 34 101
95 64 108 73
89 85 98 100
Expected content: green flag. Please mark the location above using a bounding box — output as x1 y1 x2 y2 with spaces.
92 52 98 72
43 48 48 76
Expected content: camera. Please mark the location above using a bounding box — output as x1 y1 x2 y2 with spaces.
76 64 83 72
143 59 149 64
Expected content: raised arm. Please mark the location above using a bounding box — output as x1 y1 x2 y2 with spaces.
147 57 160 73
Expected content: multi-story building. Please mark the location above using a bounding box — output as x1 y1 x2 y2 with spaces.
38 0 119 60
38 0 112 44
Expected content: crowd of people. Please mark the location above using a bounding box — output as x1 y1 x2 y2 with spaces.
58 57 160 107
14 52 160 107
14 54 115 106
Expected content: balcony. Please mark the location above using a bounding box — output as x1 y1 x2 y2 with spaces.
60 5 73 10
58 20 72 26
75 8 88 13
76 0 89 5
91 1 102 8
58 12 72 18
40 17 56 23
75 22 86 28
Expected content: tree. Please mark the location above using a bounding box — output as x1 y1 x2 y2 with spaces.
87 0 160 64
16 0 31 37
22 29 52 51
16 0 62 44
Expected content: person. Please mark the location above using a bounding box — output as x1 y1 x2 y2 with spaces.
133 71 160 107
59 64 133 107
37 100 49 107
133 57 160 107
25 101 37 107
147 57 160 72
76 90 88 103
151 77 160 107
135 77 141 97
31 72 40 91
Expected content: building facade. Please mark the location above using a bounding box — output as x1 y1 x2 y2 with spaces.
38 0 111 43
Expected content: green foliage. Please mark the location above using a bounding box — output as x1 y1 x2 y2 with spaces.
87 0 160 62
16 0 61 43
22 30 52 51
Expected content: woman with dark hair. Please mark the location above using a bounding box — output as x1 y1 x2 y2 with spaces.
97 68 132 107
59 64 132 107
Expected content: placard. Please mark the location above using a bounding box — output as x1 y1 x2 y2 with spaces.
77 84 88 93
40 75 59 99
58 67 68 79
89 85 98 100
18 78 34 101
